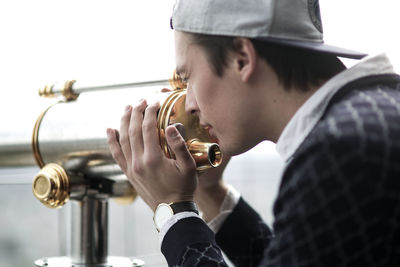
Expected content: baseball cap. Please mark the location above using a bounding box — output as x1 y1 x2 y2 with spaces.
171 0 367 59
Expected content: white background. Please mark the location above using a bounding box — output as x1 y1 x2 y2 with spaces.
0 1 399 266
0 0 399 112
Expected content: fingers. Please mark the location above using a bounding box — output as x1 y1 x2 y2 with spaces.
129 100 147 157
111 100 194 176
166 125 196 173
119 105 134 163
106 128 127 172
161 88 172 93
142 102 162 157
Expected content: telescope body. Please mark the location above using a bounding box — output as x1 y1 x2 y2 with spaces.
0 77 222 266
0 86 169 184
0 80 221 208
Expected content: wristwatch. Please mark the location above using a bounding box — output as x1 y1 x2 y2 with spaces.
153 201 199 232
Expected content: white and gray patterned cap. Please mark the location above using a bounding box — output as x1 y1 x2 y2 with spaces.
171 0 367 59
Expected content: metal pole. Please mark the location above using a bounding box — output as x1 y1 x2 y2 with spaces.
71 197 108 265
53 79 171 95
34 193 145 267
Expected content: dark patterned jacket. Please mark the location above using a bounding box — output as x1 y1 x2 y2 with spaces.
161 73 400 266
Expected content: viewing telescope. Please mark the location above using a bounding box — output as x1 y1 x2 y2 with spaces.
0 72 223 267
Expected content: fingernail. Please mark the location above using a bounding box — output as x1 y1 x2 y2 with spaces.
167 126 179 138
106 128 112 135
125 105 132 112
173 123 186 139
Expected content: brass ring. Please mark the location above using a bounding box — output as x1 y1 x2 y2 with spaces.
157 90 186 157
169 70 187 90
38 84 55 98
32 102 61 168
62 80 78 101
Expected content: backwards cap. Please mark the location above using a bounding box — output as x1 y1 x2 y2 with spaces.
171 0 367 59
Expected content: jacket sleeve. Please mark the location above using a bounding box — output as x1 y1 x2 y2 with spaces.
161 217 229 266
160 198 273 266
215 197 274 266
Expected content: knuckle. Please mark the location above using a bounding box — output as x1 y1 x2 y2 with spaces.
174 139 188 152
120 111 130 123
128 125 136 137
183 163 196 176
114 154 125 165
143 154 160 168
132 161 144 174
147 104 159 113
119 133 129 146
133 103 145 113
142 121 154 132
110 150 125 168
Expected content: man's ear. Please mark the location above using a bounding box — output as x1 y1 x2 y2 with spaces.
232 38 257 83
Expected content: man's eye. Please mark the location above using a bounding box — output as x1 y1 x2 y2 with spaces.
181 76 189 83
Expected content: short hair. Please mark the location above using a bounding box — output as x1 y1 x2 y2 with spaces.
187 33 346 91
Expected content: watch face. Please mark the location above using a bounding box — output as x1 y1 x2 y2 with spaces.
154 203 174 232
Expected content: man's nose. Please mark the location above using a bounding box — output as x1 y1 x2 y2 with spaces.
185 87 198 115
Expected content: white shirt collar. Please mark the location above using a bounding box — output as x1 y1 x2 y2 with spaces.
276 53 396 162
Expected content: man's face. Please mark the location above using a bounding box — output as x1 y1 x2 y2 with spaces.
174 31 265 156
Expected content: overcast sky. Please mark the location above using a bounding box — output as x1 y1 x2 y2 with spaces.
0 0 399 129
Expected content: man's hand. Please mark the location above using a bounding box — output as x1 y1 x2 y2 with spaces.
106 100 197 211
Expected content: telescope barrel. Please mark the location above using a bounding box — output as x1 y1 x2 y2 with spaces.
1 85 222 171
0 126 37 166
0 78 223 209
0 85 169 169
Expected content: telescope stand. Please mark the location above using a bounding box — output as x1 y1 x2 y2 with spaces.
34 196 144 267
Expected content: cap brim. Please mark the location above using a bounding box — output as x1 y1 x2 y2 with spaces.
255 37 367 59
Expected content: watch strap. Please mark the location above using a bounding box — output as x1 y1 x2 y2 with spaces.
170 201 199 215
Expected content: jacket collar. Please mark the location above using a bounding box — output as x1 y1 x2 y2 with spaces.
276 53 396 162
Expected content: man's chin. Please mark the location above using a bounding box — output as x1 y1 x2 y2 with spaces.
220 143 253 157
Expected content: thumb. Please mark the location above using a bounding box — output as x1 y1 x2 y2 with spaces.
166 125 195 170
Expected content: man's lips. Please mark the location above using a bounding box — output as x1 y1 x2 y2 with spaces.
202 124 219 143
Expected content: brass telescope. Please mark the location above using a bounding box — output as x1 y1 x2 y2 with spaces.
0 72 222 267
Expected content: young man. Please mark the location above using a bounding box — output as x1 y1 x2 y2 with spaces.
107 0 400 266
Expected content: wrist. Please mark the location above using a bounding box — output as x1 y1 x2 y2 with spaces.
153 201 199 232
151 195 194 212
